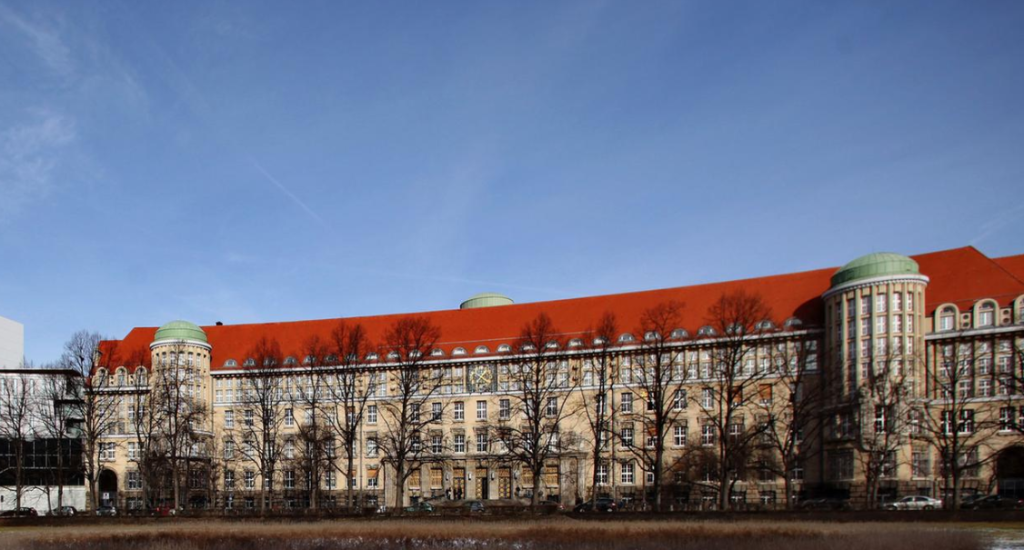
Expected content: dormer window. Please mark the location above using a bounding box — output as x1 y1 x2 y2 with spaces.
452 347 467 356
284 356 297 366
756 320 775 331
978 302 996 327
497 344 512 353
568 339 583 348
409 350 422 358
617 333 635 343
224 359 238 368
592 337 608 346
431 349 445 357
474 345 490 354
697 326 716 337
366 352 379 361
521 343 536 352
243 358 256 367
386 351 400 360
670 329 689 340
940 306 957 331
783 317 803 329
545 341 559 349
303 355 314 365
644 331 659 342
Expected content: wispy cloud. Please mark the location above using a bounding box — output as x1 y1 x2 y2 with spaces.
0 5 74 77
970 202 1024 246
250 160 329 229
0 109 76 222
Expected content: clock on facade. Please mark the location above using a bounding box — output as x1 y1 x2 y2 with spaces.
469 365 493 392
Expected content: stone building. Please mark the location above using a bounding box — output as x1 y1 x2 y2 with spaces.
89 246 1024 511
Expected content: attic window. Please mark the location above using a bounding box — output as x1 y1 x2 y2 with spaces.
387 351 400 360
303 355 314 365
453 347 467 356
756 320 775 331
783 317 803 328
545 341 559 349
366 352 379 361
497 344 512 353
263 357 277 367
697 326 716 337
521 343 536 352
224 359 238 368
284 356 297 366
593 337 608 346
644 331 660 342
243 358 256 367
670 329 689 340
431 349 445 357
617 333 635 343
568 338 583 348
409 350 422 358
475 345 490 354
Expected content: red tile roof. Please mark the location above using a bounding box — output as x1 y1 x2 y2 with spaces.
994 253 1024 284
96 247 1024 373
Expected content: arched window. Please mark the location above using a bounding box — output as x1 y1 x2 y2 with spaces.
431 349 445 357
978 302 996 327
783 317 803 329
568 338 583 348
116 368 127 386
940 306 957 331
474 345 490 354
670 329 689 340
545 341 559 349
617 333 635 343
366 352 379 361
95 368 107 386
756 320 775 331
224 359 238 368
386 351 400 360
497 344 512 353
452 347 467 356
644 331 660 342
697 326 716 337
136 368 148 385
284 356 297 366
243 358 256 367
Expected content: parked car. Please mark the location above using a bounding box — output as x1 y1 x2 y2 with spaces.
884 496 942 510
1 507 38 517
799 498 851 511
404 501 434 513
47 506 78 517
573 497 617 513
968 495 1024 510
96 505 118 517
464 500 485 513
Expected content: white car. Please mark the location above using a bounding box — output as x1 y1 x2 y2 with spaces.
884 496 942 510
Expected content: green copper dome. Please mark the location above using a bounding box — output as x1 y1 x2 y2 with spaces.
460 292 514 310
153 320 208 344
831 253 920 288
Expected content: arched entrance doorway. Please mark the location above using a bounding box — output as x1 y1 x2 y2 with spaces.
98 469 118 507
996 446 1024 498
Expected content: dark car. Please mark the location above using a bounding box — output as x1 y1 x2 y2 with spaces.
1 507 38 517
969 495 1024 510
464 500 485 513
799 498 851 511
47 506 78 517
574 497 617 513
404 501 434 513
96 505 118 517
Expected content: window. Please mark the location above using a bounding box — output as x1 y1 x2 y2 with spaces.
224 410 234 429
620 462 635 485
893 292 902 312
940 307 956 331
284 470 295 490
621 392 633 413
99 443 116 461
701 424 715 446
431 433 443 454
979 379 992 398
959 409 975 434
454 434 466 453
999 407 1015 431
876 293 887 313
224 439 235 460
432 402 442 421
326 471 336 489
621 425 634 447
673 389 687 410
476 430 488 453
244 409 254 427
224 470 235 490
284 408 294 427
367 405 377 424
674 424 687 447
128 442 139 461
912 449 930 478
546 397 558 417
596 462 609 485
701 388 713 408
499 399 510 420
453 402 464 421
127 470 141 490
244 470 256 490
978 302 995 327
366 437 378 457
476 400 488 420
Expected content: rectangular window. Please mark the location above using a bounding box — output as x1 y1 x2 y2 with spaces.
476 400 488 420
860 298 871 316
621 425 634 447
244 409 254 427
432 402 442 421
499 399 510 420
546 397 558 417
959 409 975 434
876 293 887 313
431 433 443 453
367 405 377 424
476 430 488 453
284 470 295 490
244 470 255 490
999 407 1015 431
596 462 609 485
674 424 687 447
284 408 294 427
673 389 687 410
224 470 235 490
127 470 141 490
620 462 634 485
701 424 715 446
701 388 713 408
367 437 378 457
621 392 633 413
224 410 235 429
454 434 466 453
454 402 464 421
893 292 902 312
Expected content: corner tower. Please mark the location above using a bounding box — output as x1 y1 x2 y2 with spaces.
150 320 213 428
822 253 929 400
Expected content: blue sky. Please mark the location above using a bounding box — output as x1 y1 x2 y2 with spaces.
1 1 1022 363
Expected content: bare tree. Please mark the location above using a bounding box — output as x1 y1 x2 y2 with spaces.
697 290 775 510
293 335 333 511
125 355 162 510
320 322 374 510
234 337 287 514
754 336 826 509
0 369 35 510
916 337 996 510
35 366 84 512
849 345 914 510
376 316 443 511
60 331 120 512
575 312 618 501
494 313 578 509
616 301 688 512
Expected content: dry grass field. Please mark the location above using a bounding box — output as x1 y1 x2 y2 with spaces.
0 518 986 550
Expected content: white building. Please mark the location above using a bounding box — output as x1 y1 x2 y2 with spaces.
0 315 24 370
